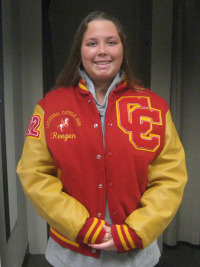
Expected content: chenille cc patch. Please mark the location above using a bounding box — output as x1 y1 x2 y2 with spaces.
116 96 162 152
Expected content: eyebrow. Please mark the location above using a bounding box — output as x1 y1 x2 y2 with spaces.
85 38 98 42
84 36 119 42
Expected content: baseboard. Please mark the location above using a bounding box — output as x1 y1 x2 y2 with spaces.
22 244 30 267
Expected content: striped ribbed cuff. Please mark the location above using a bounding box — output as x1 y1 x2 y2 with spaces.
111 224 143 253
76 218 109 244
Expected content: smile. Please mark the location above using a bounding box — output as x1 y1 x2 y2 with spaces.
95 61 111 65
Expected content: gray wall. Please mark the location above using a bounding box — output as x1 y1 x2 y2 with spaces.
0 0 46 265
151 1 173 104
0 0 28 266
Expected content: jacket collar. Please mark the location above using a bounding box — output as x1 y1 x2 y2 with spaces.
78 71 128 95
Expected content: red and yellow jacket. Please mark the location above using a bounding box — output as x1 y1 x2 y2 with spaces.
17 79 187 258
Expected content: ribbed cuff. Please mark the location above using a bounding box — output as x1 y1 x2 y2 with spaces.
76 218 109 244
111 224 143 253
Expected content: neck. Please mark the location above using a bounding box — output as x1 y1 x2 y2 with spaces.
93 79 113 105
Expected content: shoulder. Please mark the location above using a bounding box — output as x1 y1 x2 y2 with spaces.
133 86 169 111
45 87 74 98
37 87 74 110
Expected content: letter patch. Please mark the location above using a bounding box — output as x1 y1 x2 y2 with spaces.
26 114 42 139
116 96 162 152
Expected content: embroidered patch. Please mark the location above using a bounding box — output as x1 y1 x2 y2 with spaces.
46 110 82 128
116 96 162 152
57 117 69 132
26 114 42 140
50 132 77 142
46 110 82 142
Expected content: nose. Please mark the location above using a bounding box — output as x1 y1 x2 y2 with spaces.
98 43 107 55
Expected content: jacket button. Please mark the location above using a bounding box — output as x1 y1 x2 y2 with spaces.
108 123 113 126
97 213 101 218
94 123 98 128
107 152 112 157
91 248 96 253
88 99 91 103
109 182 113 187
97 155 101 159
98 184 103 189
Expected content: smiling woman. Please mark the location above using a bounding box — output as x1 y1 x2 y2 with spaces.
54 11 137 90
17 11 187 267
81 20 123 104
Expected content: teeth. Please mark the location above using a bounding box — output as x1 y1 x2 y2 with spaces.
96 62 110 65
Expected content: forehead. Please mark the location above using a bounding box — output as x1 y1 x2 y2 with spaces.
83 19 120 39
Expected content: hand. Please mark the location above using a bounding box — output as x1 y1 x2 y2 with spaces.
89 237 117 251
88 225 117 251
102 225 112 242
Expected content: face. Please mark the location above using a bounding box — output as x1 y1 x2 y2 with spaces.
81 19 123 84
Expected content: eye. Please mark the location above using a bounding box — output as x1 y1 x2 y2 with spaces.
87 42 97 47
107 40 117 46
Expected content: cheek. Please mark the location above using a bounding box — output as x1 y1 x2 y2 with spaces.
111 47 123 61
81 56 88 72
115 51 123 68
81 48 94 65
118 47 124 61
81 47 86 63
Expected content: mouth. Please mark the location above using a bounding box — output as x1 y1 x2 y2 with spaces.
94 61 111 65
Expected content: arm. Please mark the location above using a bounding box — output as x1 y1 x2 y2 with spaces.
17 104 107 244
91 110 187 252
125 110 187 248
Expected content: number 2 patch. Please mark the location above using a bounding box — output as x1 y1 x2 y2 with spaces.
26 114 42 139
116 96 162 152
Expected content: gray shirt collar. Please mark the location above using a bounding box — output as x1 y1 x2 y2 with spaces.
80 69 124 116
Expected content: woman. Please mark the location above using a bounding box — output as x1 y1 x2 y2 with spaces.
17 11 187 267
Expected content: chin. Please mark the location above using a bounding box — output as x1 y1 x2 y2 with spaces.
94 72 116 81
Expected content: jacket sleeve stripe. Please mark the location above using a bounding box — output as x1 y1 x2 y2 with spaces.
83 218 98 243
91 220 105 243
111 224 140 252
116 225 129 251
120 225 131 250
77 218 108 244
50 227 79 248
124 225 136 249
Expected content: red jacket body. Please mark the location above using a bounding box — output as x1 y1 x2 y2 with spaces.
17 79 187 257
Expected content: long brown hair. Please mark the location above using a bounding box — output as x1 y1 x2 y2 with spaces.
54 11 138 89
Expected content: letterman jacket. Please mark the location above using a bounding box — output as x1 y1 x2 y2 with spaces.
17 78 187 258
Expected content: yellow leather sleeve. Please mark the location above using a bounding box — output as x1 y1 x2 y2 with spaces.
17 104 90 242
125 110 187 248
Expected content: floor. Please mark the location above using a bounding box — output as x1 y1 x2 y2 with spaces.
25 243 200 267
156 243 200 267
